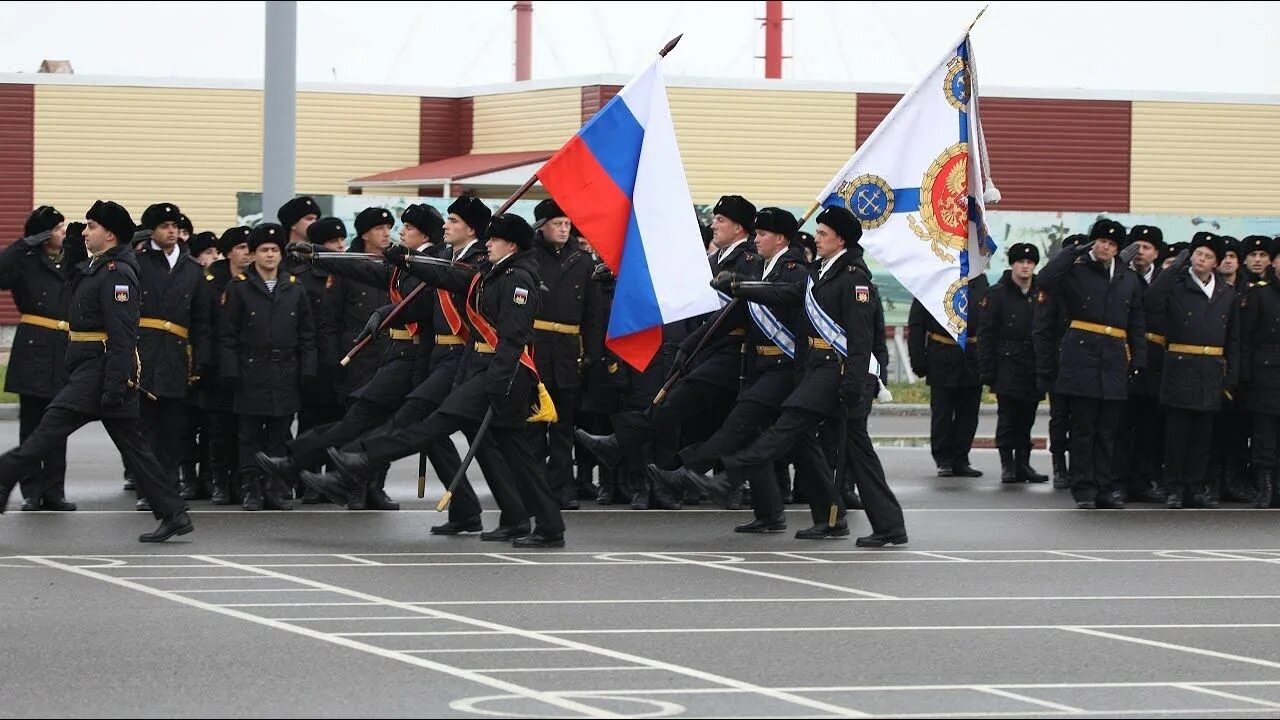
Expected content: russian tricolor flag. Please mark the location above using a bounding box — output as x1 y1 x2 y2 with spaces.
538 58 719 371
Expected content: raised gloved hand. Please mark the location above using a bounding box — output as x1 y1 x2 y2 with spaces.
20 229 53 248
383 243 410 269
286 241 316 263
131 228 152 246
1118 241 1141 266
710 270 738 295
1071 240 1095 256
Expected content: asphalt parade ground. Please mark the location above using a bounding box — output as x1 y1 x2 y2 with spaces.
4 416 1280 718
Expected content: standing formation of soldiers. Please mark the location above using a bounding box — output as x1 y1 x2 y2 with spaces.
3 196 1278 544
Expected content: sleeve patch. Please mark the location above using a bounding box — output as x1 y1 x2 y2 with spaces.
855 285 870 303
113 285 130 302
513 287 529 305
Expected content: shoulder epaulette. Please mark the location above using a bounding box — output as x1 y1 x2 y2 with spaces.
289 275 297 283
1254 280 1270 287
235 273 246 281
784 261 797 269
205 273 214 281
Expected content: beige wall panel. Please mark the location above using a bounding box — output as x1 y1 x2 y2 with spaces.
1131 101 1280 215
296 92 419 195
667 87 857 206
471 88 580 153
34 85 262 230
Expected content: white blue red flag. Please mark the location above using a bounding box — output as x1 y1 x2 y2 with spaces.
537 58 719 371
814 34 999 346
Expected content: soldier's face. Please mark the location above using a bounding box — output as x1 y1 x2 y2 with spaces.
1273 254 1280 275
1219 252 1239 276
177 227 191 242
543 217 571 245
754 229 788 259
1133 241 1159 269
1011 259 1036 282
486 237 518 263
292 214 318 242
364 225 392 251
153 221 179 248
322 238 345 252
1092 238 1118 263
813 224 845 259
1246 250 1271 275
227 243 252 271
444 214 475 246
400 223 428 251
83 220 113 254
255 243 282 272
46 221 66 252
195 248 219 267
711 214 745 248
1190 246 1219 276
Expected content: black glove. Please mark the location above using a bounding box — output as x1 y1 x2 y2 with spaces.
1070 240 1094 256
287 241 316 263
591 263 613 281
20 229 52 248
911 364 928 378
383 244 410 269
131 228 152 246
100 390 125 411
672 347 690 371
710 270 738 295
1172 246 1192 269
361 306 390 340
1118 242 1141 266
838 384 862 416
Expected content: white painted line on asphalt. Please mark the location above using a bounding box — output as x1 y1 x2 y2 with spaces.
1047 551 1108 561
193 555 870 718
116 575 270 580
405 594 1280 606
476 667 662 674
642 552 899 600
1062 627 1280 671
171 587 330 593
218 602 378 608
1172 684 1280 709
24 556 628 720
14 549 1280 558
910 551 974 562
333 554 381 565
1200 550 1280 566
557 680 1280 696
542 623 1280 635
486 553 538 565
771 552 830 563
271 616 439 622
972 686 1084 713
407 648 577 654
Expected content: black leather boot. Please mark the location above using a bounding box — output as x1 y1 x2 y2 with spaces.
262 472 294 511
574 429 622 470
1051 453 1069 489
139 511 194 543
177 463 198 501
210 469 232 505
999 448 1018 483
1254 469 1274 509
1017 447 1049 483
240 471 263 511
365 467 399 511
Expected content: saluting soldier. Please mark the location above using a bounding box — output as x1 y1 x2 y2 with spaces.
134 203 210 506
1240 238 1280 506
1037 219 1147 509
311 213 565 547
978 243 1048 483
1032 233 1088 489
1143 233 1238 508
0 207 83 511
195 226 254 504
1114 225 1167 503
908 274 989 478
528 199 604 510
0 201 191 541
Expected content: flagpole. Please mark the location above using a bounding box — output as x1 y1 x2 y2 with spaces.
967 3 990 33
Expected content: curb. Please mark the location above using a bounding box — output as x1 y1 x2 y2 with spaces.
0 404 14 420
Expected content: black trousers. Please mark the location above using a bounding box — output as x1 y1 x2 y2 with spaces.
575 410 614 492
237 414 293 473
1119 394 1164 494
139 397 188 486
361 408 560 534
1210 399 1250 487
1163 407 1214 498
17 395 67 502
530 383 578 501
1253 414 1280 472
994 395 1038 450
1066 396 1122 501
296 402 345 469
207 410 239 477
181 401 204 469
613 376 737 469
0 407 183 518
348 396 483 523
1048 392 1071 456
929 385 981 468
289 398 392 469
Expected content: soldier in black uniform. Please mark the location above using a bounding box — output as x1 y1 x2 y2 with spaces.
179 230 219 498
908 274 988 478
646 207 818 531
0 201 192 541
576 249 626 504
1207 238 1254 502
217 223 316 510
0 207 81 511
1033 233 1088 489
1143 233 1238 508
528 199 604 509
195 226 254 504
1241 238 1280 506
134 203 209 507
1113 225 1167 503
332 207 394 408
310 213 565 547
1037 219 1146 509
176 213 193 244
577 195 761 490
978 243 1047 483
1241 236 1273 284
706 206 903 544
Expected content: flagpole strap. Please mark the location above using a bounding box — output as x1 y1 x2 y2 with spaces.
803 277 882 378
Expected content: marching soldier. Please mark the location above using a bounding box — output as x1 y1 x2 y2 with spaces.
0 207 83 511
1037 219 1147 509
1240 238 1280 506
908 276 989 478
576 248 626 504
704 206 904 544
217 224 316 511
0 201 192 541
195 226 254 504
332 207 394 410
528 199 604 509
1033 233 1088 489
646 207 819 532
1143 233 1238 508
135 203 209 506
310 213 565 547
977 243 1047 483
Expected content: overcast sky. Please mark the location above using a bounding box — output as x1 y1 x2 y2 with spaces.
1 1 1277 95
